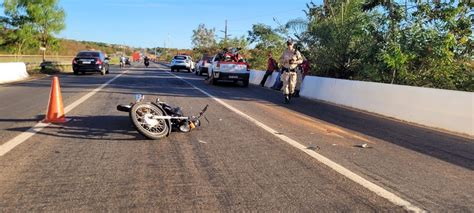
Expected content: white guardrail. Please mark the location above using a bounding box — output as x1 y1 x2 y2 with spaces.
0 62 29 84
251 70 474 136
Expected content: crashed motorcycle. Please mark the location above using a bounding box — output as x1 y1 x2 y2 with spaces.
117 94 208 139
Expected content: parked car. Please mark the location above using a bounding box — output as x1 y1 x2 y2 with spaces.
72 51 110 75
170 55 194 72
195 55 213 76
207 49 250 87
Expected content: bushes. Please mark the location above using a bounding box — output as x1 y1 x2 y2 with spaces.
300 0 473 91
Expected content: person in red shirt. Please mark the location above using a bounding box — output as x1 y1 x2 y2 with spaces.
293 58 310 97
260 52 278 87
301 59 310 78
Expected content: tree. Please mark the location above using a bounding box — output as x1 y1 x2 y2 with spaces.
284 18 309 42
289 0 472 91
191 24 217 56
247 24 285 70
0 1 37 56
1 0 65 57
248 24 284 48
304 0 370 79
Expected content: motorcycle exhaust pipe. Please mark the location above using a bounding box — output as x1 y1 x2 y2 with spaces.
117 104 132 112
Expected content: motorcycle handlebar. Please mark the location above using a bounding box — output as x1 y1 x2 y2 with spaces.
198 105 209 118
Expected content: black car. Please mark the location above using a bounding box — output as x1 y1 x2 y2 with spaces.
72 51 110 75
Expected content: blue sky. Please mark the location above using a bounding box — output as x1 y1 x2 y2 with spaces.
1 0 322 49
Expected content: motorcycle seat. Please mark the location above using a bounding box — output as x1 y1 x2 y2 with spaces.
171 107 183 116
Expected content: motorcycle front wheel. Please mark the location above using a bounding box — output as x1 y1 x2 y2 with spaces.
130 102 169 140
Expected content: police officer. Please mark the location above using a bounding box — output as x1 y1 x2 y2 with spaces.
279 39 303 103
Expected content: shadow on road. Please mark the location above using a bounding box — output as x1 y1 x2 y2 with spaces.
174 69 474 171
4 63 472 170
7 115 146 141
0 115 44 122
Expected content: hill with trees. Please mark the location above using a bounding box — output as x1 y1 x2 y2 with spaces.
0 37 135 56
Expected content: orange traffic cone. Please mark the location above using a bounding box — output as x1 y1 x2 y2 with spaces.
42 76 67 123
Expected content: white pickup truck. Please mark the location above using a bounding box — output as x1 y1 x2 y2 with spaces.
207 53 250 87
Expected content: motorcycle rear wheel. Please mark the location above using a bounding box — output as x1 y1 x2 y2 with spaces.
130 102 169 140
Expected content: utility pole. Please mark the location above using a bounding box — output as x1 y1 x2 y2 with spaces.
220 20 229 45
224 19 228 43
167 33 171 49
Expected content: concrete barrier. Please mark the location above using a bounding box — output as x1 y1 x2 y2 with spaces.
300 76 474 136
249 69 473 135
0 62 29 84
249 70 279 87
249 70 265 85
190 68 473 135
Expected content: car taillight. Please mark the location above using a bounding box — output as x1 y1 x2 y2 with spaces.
202 61 205 66
72 59 77 64
96 58 102 65
246 63 250 71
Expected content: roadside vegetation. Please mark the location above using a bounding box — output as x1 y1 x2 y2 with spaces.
0 0 134 60
191 24 249 63
1 0 472 91
192 1 473 91
1 0 65 56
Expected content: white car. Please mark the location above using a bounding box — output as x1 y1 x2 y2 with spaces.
170 55 194 72
195 55 213 76
207 53 250 87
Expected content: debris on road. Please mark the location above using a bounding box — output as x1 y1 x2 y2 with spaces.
307 145 320 151
355 143 371 148
198 140 207 144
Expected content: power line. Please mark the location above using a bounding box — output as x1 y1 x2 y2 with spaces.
226 8 303 23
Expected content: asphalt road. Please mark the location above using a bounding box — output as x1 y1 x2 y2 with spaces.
0 62 472 212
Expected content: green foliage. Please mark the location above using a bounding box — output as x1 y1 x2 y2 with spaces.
191 24 217 57
247 24 285 70
305 0 370 79
190 23 251 63
218 36 249 52
298 0 473 91
1 0 65 55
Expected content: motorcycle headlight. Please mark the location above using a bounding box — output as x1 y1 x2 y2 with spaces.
179 124 190 132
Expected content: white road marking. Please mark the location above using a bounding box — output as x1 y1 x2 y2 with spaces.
162 64 424 212
0 71 127 156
